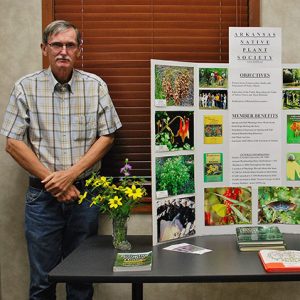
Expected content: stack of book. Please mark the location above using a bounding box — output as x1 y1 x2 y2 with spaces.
113 251 152 272
236 226 285 252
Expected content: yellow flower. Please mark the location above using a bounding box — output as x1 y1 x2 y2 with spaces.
93 195 103 203
78 191 87 204
85 177 94 187
92 178 102 187
118 185 125 192
100 176 110 188
125 184 143 200
78 160 146 217
112 184 119 190
108 196 122 209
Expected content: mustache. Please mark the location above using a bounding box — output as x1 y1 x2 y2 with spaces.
56 56 71 61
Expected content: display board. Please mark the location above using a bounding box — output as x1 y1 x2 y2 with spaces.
151 27 300 245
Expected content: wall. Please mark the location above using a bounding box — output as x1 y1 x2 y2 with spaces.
0 1 42 299
0 1 299 299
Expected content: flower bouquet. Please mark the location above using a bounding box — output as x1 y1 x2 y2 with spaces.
79 159 147 250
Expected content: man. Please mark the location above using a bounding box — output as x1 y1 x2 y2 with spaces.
1 20 122 299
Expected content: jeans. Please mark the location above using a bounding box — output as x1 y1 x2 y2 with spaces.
25 186 99 300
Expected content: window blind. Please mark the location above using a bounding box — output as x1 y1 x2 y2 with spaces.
42 0 260 211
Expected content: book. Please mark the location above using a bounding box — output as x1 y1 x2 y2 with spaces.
113 251 152 272
204 153 223 182
236 226 284 246
239 244 286 252
203 115 223 144
259 249 300 272
287 114 300 144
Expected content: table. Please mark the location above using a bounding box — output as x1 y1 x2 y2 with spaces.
48 234 300 300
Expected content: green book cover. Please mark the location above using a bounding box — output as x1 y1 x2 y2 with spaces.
287 114 300 144
113 251 152 272
236 226 283 244
204 153 223 182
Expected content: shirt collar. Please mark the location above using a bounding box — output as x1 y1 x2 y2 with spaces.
46 67 75 93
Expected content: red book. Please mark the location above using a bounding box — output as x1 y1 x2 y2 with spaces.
259 249 300 272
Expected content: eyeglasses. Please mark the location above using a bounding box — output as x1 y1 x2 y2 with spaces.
47 42 78 52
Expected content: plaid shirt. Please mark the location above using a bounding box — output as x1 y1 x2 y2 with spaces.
1 68 122 178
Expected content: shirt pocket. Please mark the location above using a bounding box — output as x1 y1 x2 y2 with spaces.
71 115 97 141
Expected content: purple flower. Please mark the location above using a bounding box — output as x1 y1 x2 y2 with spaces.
120 161 132 176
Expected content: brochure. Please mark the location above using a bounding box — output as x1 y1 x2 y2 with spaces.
163 243 212 255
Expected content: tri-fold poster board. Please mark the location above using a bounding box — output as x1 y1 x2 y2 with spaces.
151 27 300 245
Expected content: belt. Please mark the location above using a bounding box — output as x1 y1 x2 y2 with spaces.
29 176 88 190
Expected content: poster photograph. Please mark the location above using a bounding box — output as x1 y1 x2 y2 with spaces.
155 155 195 198
287 153 300 181
199 67 228 88
155 111 194 152
258 187 300 225
199 90 228 110
156 196 196 243
154 64 194 107
283 68 300 88
204 187 252 226
283 90 300 109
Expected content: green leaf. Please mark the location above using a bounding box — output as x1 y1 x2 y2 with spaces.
214 193 250 208
212 204 227 217
230 205 250 223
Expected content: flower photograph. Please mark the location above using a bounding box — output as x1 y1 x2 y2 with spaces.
287 153 300 181
155 111 194 152
204 187 252 226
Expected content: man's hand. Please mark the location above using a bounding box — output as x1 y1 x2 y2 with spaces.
56 185 81 203
42 170 78 197
41 134 115 198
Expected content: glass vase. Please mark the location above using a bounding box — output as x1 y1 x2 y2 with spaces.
112 216 132 250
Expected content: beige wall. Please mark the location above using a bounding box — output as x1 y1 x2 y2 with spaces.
261 0 300 63
0 1 42 299
1 1 300 299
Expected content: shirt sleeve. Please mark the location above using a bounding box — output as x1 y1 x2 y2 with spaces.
0 83 29 140
97 82 122 136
